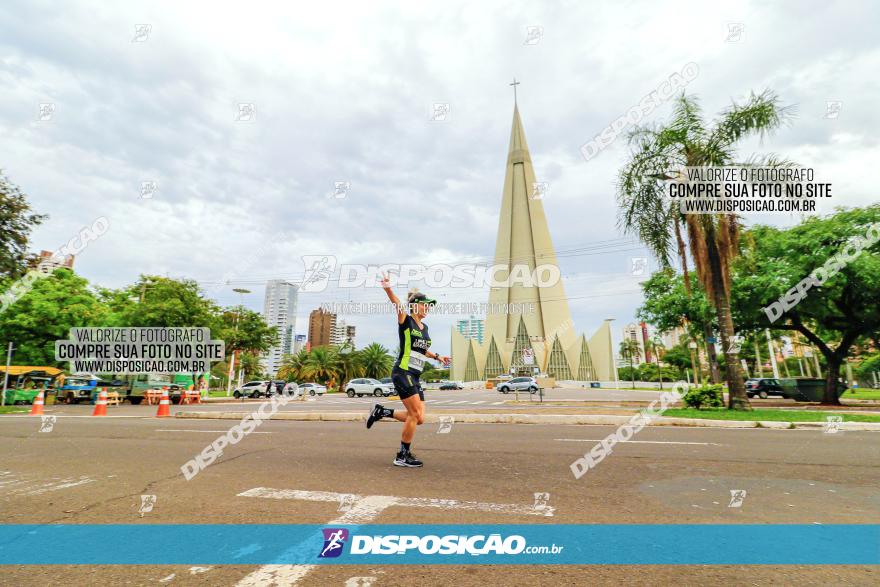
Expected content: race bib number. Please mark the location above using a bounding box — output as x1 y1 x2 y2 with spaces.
408 351 426 371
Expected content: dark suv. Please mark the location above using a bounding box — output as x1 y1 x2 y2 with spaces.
745 378 785 399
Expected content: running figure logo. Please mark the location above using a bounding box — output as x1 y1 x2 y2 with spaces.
301 255 337 293
318 528 349 558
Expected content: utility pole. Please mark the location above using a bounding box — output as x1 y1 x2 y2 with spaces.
2 342 13 407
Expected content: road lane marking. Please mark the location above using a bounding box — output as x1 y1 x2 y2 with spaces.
472 401 486 404
235 487 553 586
555 438 721 445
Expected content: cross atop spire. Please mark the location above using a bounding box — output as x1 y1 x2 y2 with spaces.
509 78 520 105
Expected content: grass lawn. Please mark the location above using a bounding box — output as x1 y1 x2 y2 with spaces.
663 408 880 423
0 406 29 414
841 389 880 400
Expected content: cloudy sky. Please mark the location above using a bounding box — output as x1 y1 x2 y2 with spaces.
1 0 877 352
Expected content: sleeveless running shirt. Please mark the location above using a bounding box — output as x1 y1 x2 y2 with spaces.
394 315 432 375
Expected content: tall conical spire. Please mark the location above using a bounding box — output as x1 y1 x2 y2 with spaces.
484 105 576 356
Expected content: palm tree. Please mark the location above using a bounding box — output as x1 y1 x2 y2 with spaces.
336 344 364 389
358 342 394 379
617 90 793 410
619 339 641 389
301 346 341 388
647 336 666 390
277 349 309 382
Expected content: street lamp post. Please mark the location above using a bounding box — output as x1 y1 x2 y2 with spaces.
605 318 617 388
1 342 13 407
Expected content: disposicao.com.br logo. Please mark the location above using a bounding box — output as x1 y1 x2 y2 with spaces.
317 529 563 558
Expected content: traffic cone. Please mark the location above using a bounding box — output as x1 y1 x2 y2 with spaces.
156 389 171 417
92 390 108 416
30 391 45 416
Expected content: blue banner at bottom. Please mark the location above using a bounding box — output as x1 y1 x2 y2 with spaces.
0 525 877 565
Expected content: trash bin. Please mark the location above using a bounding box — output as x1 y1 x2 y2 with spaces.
780 378 846 402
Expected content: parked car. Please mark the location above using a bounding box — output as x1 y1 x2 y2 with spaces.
380 377 392 386
496 377 540 394
56 375 96 404
439 381 463 390
234 380 269 399
745 378 786 399
299 382 327 396
345 378 394 397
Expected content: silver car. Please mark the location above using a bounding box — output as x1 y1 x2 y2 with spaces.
496 376 540 394
345 378 394 398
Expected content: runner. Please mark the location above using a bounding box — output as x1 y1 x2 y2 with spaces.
366 273 450 467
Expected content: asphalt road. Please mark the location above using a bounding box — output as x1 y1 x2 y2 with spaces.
1 412 878 586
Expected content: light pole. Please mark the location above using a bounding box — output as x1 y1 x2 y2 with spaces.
1 342 13 407
605 318 617 388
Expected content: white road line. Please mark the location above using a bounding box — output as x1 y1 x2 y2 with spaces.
555 438 721 446
238 487 554 517
17 477 94 496
156 429 272 434
492 401 505 405
452 400 470 405
235 487 554 586
472 401 486 405
234 494 398 587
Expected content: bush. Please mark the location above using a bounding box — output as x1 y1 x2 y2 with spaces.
682 384 724 409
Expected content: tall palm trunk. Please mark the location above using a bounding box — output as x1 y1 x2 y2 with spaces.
675 218 719 384
704 227 749 409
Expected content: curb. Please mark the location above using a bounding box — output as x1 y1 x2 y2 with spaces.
172 411 880 430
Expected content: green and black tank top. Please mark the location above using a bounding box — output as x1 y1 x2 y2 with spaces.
394 314 432 375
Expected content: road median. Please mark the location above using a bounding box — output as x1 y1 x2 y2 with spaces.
173 411 880 430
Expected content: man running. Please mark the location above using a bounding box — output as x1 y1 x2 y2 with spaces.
366 274 450 467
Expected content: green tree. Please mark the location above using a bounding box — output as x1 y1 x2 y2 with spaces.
618 90 793 409
637 269 713 383
0 269 108 365
731 205 880 404
336 344 364 389
619 339 641 389
105 275 223 388
358 342 393 379
0 171 47 279
278 348 310 382
302 346 341 388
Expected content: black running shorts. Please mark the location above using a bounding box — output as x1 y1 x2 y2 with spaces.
392 368 424 401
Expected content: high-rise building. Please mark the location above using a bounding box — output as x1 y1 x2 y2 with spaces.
450 103 615 383
308 308 336 347
621 323 645 365
661 326 686 350
456 315 485 345
35 250 74 275
262 280 299 376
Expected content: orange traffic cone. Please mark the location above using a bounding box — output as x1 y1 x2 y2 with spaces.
92 389 108 416
156 389 171 417
30 391 45 416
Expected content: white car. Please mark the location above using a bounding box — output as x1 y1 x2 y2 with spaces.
234 380 268 398
496 377 541 394
299 382 327 396
345 378 393 398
